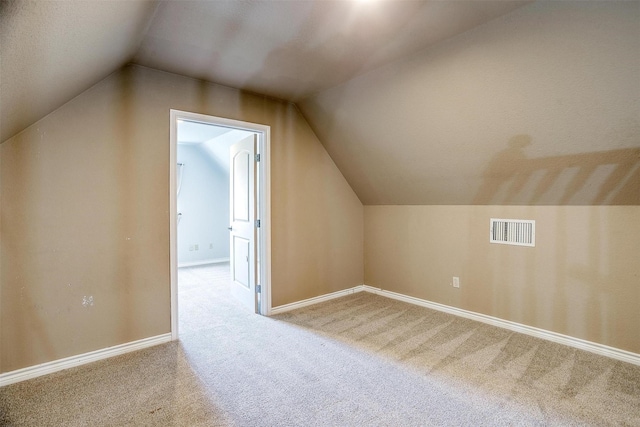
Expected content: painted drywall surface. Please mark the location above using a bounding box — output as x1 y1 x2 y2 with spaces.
0 147 2 362
0 0 158 143
133 1 529 103
0 65 364 373
364 205 640 354
0 68 171 373
177 144 229 265
299 1 640 205
1 1 529 145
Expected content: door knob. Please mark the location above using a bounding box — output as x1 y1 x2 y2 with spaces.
227 226 233 231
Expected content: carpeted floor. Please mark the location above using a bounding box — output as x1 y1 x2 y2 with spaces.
0 263 638 426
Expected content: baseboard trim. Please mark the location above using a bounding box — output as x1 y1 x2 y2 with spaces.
362 285 640 366
270 284 639 366
178 258 229 268
269 286 364 315
0 333 172 387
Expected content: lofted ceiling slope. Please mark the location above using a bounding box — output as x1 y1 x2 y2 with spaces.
3 1 637 206
0 0 158 144
1 0 528 143
132 0 529 101
300 1 640 205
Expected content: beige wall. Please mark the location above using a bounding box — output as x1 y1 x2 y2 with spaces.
304 1 640 357
0 65 364 373
365 205 640 354
299 1 639 205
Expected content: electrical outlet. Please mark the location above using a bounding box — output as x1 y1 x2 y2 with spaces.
209 243 213 249
453 277 460 288
189 245 194 251
195 244 199 251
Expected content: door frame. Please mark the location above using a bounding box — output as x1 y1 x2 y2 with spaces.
169 109 271 340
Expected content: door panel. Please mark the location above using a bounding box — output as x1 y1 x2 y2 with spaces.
229 134 257 312
233 151 250 222
232 236 250 288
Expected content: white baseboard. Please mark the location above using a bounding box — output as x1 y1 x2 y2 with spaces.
269 286 365 315
178 258 229 268
361 285 640 367
0 333 172 387
270 283 639 366
6 286 637 388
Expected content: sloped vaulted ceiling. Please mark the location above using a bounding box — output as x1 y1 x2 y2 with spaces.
2 0 637 205
1 0 528 143
298 1 640 205
133 0 529 101
0 0 158 144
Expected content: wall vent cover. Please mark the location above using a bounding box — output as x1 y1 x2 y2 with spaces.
490 218 535 247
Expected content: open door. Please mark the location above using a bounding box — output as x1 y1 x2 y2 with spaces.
229 134 258 312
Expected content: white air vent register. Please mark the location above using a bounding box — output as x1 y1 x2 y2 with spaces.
490 218 535 247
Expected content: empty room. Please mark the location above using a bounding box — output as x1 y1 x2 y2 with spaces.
1 0 639 425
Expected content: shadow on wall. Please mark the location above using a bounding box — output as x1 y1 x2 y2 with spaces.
470 135 640 352
473 134 640 205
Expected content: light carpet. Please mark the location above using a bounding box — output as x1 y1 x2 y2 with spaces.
1 263 638 426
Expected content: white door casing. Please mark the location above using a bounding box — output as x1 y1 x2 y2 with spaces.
170 109 271 340
229 135 257 312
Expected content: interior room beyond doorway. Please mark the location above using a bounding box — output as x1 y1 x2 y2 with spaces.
176 121 254 269
170 110 272 340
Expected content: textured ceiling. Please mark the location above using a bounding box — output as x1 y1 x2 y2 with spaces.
4 1 635 206
299 1 640 205
0 0 157 143
177 120 232 145
0 0 529 143
133 0 529 101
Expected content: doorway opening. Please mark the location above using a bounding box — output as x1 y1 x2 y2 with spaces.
169 110 271 340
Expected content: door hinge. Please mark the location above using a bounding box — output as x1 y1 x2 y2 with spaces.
255 219 261 228
255 285 261 293
255 153 261 162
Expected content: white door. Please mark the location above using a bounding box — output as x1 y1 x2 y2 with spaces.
229 135 258 312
